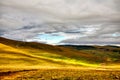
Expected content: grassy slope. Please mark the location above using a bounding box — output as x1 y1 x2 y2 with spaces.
0 37 120 70
0 37 120 80
61 45 120 64
0 37 99 70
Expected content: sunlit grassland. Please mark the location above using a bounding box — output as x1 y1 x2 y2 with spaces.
0 41 120 80
0 42 120 70
0 43 99 71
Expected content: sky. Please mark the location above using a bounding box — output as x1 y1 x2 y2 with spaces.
0 0 120 45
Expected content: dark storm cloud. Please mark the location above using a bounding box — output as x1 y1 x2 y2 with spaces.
0 0 120 45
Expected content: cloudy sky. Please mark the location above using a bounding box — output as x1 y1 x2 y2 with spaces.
0 0 120 45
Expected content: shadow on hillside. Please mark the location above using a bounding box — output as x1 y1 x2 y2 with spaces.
0 50 75 65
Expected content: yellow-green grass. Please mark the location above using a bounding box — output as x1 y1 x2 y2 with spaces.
0 36 120 71
0 43 99 71
0 37 120 80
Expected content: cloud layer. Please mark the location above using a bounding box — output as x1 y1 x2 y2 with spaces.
0 0 120 45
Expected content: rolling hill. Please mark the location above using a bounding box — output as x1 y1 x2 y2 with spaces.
0 37 120 70
60 45 120 63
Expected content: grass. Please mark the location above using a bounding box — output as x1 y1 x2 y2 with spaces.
0 38 120 69
0 37 120 80
80 49 120 63
1 69 120 80
0 43 99 70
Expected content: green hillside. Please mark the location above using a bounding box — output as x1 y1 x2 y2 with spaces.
60 45 120 63
0 37 120 80
0 37 99 70
0 37 120 70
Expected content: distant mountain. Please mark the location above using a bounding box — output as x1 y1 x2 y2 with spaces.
59 45 120 53
59 45 96 50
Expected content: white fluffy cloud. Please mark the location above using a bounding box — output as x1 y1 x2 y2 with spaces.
0 0 120 45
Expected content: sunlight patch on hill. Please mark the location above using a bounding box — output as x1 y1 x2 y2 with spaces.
0 43 98 68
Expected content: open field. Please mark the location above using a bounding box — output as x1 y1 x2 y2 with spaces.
1 68 120 80
0 37 120 80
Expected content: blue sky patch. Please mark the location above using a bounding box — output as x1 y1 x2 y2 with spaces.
35 33 66 44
